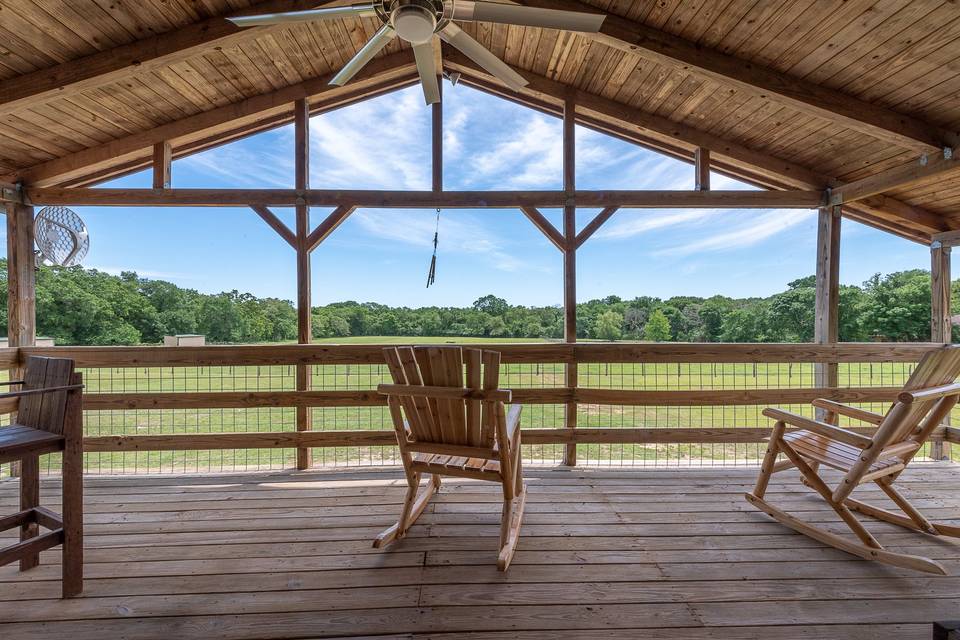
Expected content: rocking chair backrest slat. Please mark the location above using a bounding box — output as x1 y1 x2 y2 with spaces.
464 348 484 447
885 345 960 448
383 346 502 450
18 356 76 435
481 349 501 448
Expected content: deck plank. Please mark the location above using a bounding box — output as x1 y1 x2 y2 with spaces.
0 465 958 637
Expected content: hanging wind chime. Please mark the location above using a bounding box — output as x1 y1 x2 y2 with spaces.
426 207 440 287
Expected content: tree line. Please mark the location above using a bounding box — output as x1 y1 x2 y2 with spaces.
0 260 953 345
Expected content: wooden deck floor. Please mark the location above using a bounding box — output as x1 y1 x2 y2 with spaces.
1 465 960 638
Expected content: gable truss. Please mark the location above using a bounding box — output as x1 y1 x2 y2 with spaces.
0 3 954 243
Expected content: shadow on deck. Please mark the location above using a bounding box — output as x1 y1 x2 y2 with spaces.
1 465 959 639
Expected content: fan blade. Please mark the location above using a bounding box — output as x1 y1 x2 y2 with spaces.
452 1 604 32
439 24 527 91
413 41 441 105
228 4 377 27
330 25 396 86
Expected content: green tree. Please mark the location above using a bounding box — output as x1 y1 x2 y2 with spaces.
643 309 672 342
594 310 623 341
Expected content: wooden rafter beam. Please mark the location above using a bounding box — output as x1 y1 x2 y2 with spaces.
448 55 948 243
0 0 337 117
8 52 418 187
514 0 959 151
830 153 960 205
520 206 565 251
56 77 420 189
24 188 824 209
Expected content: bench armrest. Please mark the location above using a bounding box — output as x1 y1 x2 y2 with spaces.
810 399 885 425
0 383 84 401
762 407 874 449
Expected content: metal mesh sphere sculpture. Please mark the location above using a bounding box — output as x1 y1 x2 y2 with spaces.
35 206 90 267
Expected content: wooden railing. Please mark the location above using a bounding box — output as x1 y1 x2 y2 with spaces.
0 343 960 462
0 342 957 470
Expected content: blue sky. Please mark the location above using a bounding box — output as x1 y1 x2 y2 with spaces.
26 83 929 307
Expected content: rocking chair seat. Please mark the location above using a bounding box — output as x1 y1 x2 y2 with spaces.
411 452 501 474
782 430 911 474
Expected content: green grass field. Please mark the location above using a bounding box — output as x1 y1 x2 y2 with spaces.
3 337 945 477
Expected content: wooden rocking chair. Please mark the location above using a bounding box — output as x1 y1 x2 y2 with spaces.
746 344 960 575
375 346 526 570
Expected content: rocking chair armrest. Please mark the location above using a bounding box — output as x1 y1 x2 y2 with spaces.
810 399 885 425
898 382 960 404
762 407 874 449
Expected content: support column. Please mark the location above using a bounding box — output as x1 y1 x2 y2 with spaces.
814 205 841 421
931 241 952 460
6 200 35 478
432 81 442 193
152 141 172 189
6 202 36 350
562 96 578 466
294 98 312 470
694 147 710 191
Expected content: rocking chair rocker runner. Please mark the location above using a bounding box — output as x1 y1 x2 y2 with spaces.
746 344 960 575
376 346 526 570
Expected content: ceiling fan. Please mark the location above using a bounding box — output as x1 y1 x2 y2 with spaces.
228 1 606 104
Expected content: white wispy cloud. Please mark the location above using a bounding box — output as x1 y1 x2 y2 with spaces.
308 87 431 190
653 209 815 256
352 209 539 273
596 208 724 240
179 138 294 188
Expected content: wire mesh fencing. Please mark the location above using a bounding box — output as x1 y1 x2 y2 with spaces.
0 344 954 477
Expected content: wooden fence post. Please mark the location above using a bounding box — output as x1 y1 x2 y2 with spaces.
931 241 952 459
6 200 36 477
562 96 578 466
294 98 312 470
814 205 840 420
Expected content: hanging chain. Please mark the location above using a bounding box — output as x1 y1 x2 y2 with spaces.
426 207 440 288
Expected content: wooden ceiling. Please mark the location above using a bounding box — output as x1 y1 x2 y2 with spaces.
1 0 959 242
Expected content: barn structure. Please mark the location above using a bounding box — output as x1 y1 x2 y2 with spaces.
2 0 960 637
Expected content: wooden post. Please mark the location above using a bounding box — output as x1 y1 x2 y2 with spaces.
694 147 710 191
931 241 952 459
294 98 312 470
6 201 36 478
152 141 172 189
814 205 841 420
432 81 442 193
562 96 577 466
6 202 36 350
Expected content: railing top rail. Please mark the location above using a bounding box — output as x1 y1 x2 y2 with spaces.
16 342 942 368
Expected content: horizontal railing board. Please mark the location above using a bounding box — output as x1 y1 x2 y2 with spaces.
0 347 19 369
83 425 943 452
946 426 960 444
81 388 570 410
576 387 903 406
78 387 899 410
17 342 942 368
19 344 573 367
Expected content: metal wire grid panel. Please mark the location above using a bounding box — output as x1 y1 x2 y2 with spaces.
575 360 922 467
310 363 394 467
2 351 954 477
77 365 298 475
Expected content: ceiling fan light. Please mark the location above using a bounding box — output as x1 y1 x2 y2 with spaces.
393 6 436 44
